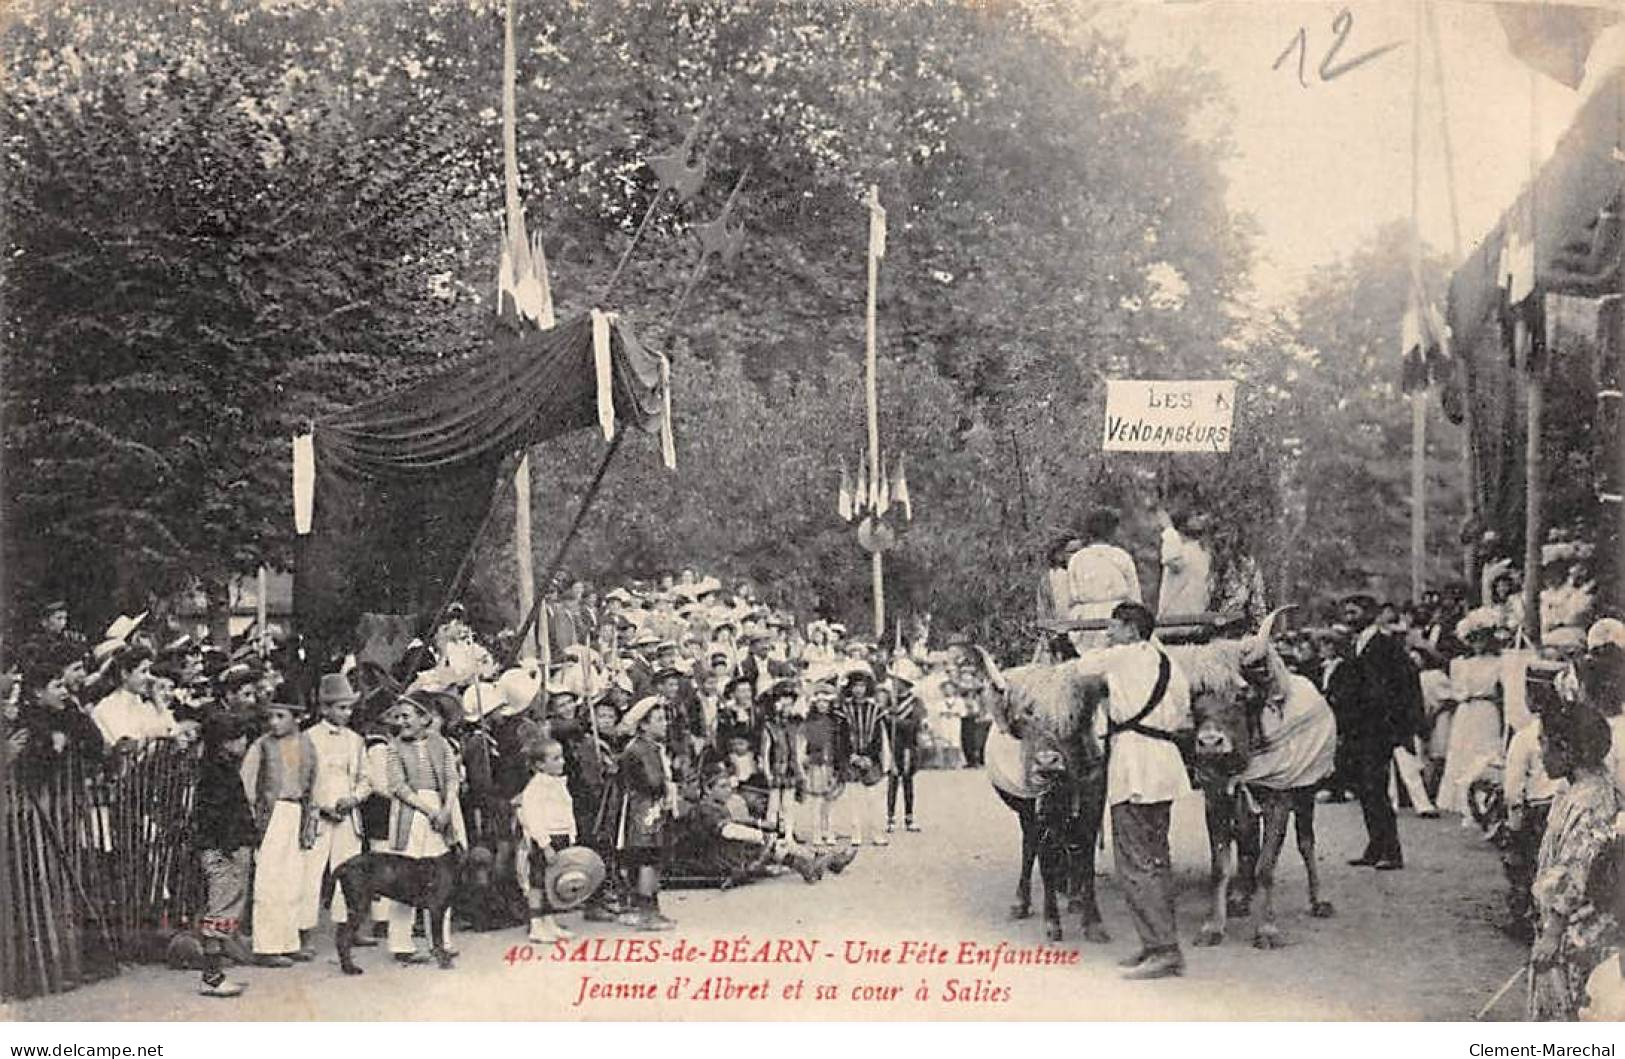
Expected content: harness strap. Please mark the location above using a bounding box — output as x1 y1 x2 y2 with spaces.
1106 650 1180 745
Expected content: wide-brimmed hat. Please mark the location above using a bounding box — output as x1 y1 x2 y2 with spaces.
620 695 664 732
629 630 661 650
1456 607 1501 642
317 672 362 707
760 678 799 703
1587 617 1625 651
544 846 606 911
103 612 148 644
215 662 261 689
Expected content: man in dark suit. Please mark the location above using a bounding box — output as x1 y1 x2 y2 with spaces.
735 633 788 694
1334 594 1424 870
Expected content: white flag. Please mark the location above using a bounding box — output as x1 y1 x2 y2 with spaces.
868 185 886 261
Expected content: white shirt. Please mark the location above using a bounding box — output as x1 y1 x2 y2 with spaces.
1505 718 1566 807
1157 527 1211 618
307 720 371 824
1066 543 1142 621
1072 641 1192 806
1355 624 1379 657
517 772 577 843
92 688 172 744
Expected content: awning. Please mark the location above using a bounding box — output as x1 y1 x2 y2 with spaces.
295 311 668 643
1447 68 1625 358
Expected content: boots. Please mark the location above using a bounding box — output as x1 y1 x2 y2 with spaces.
786 848 826 884
826 847 859 875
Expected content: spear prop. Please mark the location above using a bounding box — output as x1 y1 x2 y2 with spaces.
598 106 711 304
660 167 751 345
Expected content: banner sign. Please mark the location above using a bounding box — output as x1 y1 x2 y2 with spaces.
1103 379 1236 453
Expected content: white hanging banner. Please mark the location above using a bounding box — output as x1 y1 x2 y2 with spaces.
592 308 616 442
292 432 315 534
659 355 677 470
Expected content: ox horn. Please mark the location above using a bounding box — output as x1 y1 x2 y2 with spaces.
974 645 1007 693
1253 605 1298 646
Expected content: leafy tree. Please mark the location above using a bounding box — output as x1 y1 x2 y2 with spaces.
1281 220 1469 607
3 0 1273 660
1 2 480 633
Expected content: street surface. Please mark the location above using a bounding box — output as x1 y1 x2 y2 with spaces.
4 769 1526 1021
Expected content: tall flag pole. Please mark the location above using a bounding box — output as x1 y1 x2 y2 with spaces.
499 0 556 661
866 185 886 640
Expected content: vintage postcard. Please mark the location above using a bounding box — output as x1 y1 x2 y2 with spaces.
2 0 1622 1028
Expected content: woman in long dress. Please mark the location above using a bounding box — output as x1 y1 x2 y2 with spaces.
1529 705 1620 1021
1438 613 1505 818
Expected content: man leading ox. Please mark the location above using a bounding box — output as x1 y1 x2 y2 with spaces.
1070 601 1191 980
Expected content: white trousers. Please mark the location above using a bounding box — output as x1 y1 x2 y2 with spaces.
1389 746 1436 814
298 817 363 930
252 802 304 955
387 793 451 955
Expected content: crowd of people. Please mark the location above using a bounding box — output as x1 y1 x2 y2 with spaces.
1028 504 1622 1015
3 504 1622 1018
0 572 999 1000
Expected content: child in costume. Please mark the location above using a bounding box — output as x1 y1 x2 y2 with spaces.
517 739 578 942
797 682 844 845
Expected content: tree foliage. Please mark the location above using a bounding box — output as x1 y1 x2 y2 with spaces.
5 0 1294 655
1279 220 1469 606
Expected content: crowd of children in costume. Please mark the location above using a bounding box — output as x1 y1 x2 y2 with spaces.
0 573 995 999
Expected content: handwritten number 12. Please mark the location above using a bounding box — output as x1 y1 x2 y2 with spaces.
1274 8 1402 87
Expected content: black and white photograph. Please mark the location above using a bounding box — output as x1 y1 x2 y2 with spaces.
1 0 1623 1029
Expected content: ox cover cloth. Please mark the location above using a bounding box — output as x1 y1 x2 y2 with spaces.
1239 673 1336 791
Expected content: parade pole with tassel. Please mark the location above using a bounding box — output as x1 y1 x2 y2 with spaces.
865 185 885 641
499 0 558 660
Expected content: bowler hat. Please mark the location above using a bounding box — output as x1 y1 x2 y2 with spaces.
543 847 607 911
317 672 361 707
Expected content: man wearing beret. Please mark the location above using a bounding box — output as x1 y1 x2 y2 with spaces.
1336 594 1424 871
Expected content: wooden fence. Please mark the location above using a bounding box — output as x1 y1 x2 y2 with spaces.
0 743 200 1001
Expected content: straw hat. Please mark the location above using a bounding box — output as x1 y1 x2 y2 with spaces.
543 847 606 911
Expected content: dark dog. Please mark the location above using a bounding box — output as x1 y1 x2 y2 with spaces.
334 850 459 975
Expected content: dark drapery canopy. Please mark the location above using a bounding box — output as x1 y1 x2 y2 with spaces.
1445 70 1624 552
295 311 666 646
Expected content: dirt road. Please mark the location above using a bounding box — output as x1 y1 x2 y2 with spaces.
3 769 1528 1021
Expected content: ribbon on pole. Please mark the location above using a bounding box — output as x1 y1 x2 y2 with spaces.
292 432 315 535
592 308 616 442
659 354 677 470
